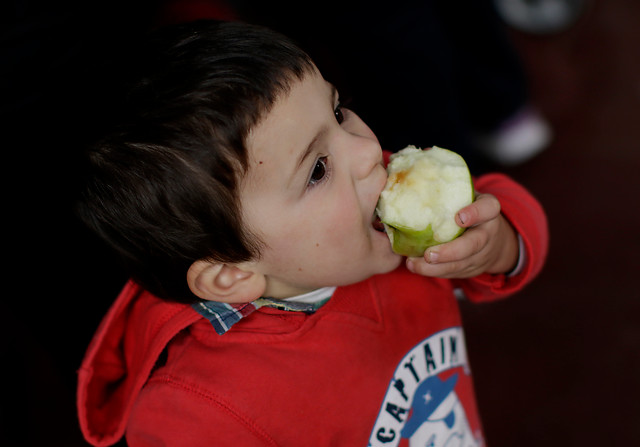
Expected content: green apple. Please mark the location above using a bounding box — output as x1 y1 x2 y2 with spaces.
376 145 475 257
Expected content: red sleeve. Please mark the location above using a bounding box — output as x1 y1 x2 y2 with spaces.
456 173 549 302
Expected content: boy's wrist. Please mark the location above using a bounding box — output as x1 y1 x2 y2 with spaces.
505 234 526 277
487 217 520 275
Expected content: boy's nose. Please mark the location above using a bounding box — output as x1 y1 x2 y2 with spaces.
352 136 383 180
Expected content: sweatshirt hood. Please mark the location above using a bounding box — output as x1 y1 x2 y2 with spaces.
77 280 201 446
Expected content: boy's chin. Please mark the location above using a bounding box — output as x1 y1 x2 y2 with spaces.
374 249 404 274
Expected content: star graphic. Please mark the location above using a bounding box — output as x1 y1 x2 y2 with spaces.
423 391 432 405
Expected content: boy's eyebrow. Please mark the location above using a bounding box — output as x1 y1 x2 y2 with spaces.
295 132 322 174
292 84 338 182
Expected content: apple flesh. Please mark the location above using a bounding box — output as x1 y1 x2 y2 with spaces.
376 146 474 257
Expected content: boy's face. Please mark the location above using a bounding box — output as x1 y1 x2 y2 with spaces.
241 69 402 299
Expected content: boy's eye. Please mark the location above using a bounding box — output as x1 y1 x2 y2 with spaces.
334 104 344 124
308 156 328 186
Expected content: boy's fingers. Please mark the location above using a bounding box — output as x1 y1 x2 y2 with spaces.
407 253 478 279
456 194 501 227
425 227 487 265
407 194 501 277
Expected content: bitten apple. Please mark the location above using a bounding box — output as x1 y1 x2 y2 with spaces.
376 146 475 257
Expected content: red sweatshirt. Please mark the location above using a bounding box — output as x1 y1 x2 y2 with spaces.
77 173 548 446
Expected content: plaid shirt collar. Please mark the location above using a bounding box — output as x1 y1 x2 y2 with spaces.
192 290 334 335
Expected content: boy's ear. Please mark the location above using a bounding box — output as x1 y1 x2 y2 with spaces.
187 260 266 304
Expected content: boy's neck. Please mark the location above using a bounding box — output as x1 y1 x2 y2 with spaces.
281 286 336 304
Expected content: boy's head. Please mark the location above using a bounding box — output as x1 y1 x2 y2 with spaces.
78 20 401 304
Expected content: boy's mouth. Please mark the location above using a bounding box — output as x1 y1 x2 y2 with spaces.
372 212 386 232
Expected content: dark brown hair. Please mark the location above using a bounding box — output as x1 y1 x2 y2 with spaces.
76 20 314 302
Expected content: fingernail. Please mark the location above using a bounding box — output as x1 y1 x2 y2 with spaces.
458 212 468 225
406 259 415 272
427 250 439 264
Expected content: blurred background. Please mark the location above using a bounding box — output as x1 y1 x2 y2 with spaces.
3 0 639 445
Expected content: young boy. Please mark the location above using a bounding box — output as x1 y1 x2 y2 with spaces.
76 20 548 447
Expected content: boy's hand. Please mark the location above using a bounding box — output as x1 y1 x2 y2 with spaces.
406 193 519 278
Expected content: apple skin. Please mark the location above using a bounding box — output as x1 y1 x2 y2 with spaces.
386 223 467 258
378 146 474 257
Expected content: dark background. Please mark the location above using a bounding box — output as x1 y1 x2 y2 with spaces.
463 1 640 444
2 0 639 445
